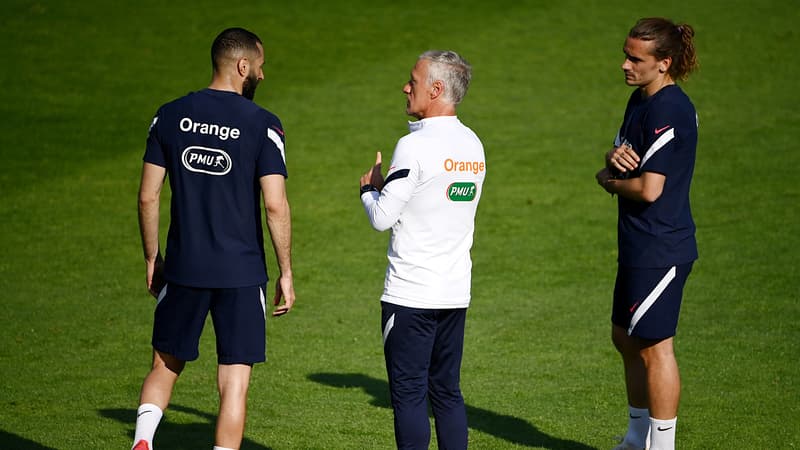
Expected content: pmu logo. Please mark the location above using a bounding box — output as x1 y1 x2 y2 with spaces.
447 182 477 201
181 146 232 176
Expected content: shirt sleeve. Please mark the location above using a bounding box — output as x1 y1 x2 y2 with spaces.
639 102 692 176
361 138 419 231
257 115 288 178
143 109 166 167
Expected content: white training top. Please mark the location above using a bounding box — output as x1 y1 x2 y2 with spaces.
361 116 486 309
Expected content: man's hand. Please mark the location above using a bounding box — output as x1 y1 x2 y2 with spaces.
146 254 165 298
272 273 295 317
360 152 384 191
606 144 639 174
596 167 614 193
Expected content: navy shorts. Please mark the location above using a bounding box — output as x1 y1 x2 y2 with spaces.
612 263 693 340
152 283 267 364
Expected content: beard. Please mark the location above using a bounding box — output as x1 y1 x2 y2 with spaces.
242 73 259 100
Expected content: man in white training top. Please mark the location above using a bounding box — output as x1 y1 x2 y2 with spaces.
359 50 486 450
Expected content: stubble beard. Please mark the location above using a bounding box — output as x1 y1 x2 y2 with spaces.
242 73 259 100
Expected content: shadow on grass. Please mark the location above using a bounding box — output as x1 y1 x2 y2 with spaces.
99 404 272 450
309 372 596 450
0 431 57 450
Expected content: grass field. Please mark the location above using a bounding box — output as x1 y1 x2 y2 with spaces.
0 1 798 449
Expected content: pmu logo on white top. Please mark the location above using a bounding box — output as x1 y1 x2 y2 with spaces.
182 146 232 175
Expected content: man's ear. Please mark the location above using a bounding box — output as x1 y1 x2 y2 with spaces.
658 56 672 74
237 57 249 77
431 80 444 99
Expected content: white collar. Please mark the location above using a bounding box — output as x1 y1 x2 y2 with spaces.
407 115 459 132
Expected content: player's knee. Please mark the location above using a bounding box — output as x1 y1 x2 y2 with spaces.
639 338 675 365
153 350 186 375
611 325 633 353
429 383 462 408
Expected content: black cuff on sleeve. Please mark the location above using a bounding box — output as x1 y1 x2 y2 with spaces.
360 184 378 196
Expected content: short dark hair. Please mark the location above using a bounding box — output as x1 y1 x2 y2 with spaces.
629 18 698 81
211 27 262 71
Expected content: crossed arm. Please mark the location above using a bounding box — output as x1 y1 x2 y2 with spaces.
596 144 665 203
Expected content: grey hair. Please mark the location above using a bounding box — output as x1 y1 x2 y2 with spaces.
419 50 472 105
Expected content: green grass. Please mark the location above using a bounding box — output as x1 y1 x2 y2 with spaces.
0 0 798 448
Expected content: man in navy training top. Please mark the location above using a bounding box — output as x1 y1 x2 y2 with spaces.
133 27 295 450
596 17 700 450
360 50 485 450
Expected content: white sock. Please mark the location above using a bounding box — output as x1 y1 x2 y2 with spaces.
213 447 236 450
649 416 677 450
622 406 650 447
133 403 163 448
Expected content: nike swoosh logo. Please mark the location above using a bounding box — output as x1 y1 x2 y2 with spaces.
629 414 642 419
657 426 673 431
655 125 670 134
137 410 152 418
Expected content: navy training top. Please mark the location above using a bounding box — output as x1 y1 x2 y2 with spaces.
614 84 698 268
144 88 287 288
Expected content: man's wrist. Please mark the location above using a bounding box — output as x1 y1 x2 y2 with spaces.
144 252 161 263
360 184 378 196
603 177 617 196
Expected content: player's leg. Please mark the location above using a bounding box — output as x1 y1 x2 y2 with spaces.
382 302 436 450
216 363 253 449
133 350 185 450
640 337 679 450
640 337 679 418
139 350 186 408
611 325 650 450
134 283 211 449
210 284 266 449
428 308 468 450
612 325 648 407
627 263 693 450
611 268 650 449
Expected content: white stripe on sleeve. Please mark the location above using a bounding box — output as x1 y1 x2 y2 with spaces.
640 128 674 168
267 128 286 163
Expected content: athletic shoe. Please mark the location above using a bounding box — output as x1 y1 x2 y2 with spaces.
132 440 150 450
